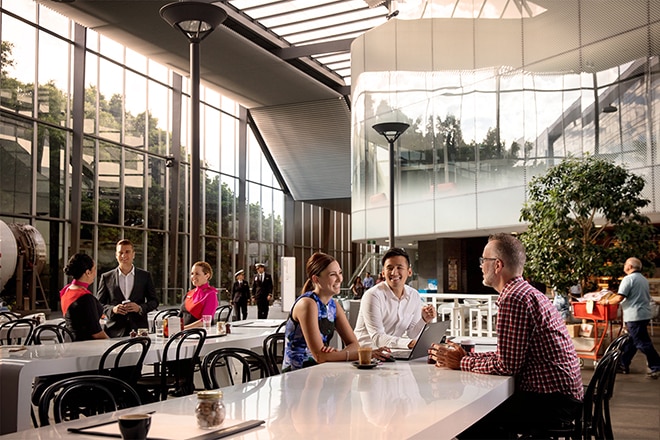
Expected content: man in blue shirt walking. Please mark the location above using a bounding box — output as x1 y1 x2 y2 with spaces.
600 257 660 379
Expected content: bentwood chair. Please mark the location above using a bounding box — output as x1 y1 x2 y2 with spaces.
214 305 232 323
526 349 622 440
37 375 141 426
262 332 285 375
136 328 206 402
275 320 287 333
151 308 180 333
201 347 270 389
29 324 74 344
98 336 151 388
0 318 37 345
0 311 20 322
604 332 630 355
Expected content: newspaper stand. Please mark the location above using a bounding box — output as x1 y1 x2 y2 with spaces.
572 302 619 365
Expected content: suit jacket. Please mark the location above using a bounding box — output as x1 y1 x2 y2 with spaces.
252 273 273 304
232 280 250 305
96 267 159 337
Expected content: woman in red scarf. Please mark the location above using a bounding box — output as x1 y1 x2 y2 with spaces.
181 261 218 329
61 253 108 341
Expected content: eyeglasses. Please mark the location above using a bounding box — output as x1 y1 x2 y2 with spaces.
479 257 498 266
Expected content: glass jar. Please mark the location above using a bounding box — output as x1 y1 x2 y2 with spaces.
195 390 225 429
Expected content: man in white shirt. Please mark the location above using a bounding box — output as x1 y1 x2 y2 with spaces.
354 248 436 349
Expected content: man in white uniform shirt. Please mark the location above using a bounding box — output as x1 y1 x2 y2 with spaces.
354 248 436 349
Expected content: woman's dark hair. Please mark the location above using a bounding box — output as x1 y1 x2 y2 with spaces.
64 253 95 280
301 252 337 294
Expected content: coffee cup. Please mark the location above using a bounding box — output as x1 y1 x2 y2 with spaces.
460 339 476 353
217 321 226 335
358 345 372 365
118 413 151 440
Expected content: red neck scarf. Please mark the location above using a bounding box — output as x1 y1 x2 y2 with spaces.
60 279 91 314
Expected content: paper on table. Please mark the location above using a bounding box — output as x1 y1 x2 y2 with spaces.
73 413 254 440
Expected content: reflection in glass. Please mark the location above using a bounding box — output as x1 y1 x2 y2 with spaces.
125 150 145 227
148 156 165 230
98 141 120 225
0 115 33 216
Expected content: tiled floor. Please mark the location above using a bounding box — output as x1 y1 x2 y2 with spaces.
579 330 660 440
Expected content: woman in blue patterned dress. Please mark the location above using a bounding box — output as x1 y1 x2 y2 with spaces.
282 252 389 372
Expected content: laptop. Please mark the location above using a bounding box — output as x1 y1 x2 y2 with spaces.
391 320 451 360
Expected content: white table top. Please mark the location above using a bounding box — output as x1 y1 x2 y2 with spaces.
0 326 273 434
0 358 513 440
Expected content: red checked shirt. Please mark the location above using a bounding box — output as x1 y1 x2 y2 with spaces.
460 276 584 402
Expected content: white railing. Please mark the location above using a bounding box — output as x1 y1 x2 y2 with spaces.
421 293 499 337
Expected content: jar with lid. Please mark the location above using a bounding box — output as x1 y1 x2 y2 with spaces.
195 390 225 429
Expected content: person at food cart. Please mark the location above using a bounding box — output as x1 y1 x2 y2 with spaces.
429 233 583 438
598 257 660 379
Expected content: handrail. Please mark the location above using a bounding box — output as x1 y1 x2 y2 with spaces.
421 293 498 337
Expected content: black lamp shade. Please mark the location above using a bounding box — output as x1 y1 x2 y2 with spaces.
160 2 227 42
372 122 410 143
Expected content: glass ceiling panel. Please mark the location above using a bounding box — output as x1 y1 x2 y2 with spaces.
223 0 545 87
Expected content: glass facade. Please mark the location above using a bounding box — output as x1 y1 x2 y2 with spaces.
352 3 660 244
0 4 353 312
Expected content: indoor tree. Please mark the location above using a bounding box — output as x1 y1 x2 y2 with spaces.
519 156 657 297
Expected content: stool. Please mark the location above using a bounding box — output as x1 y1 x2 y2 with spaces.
450 305 469 336
468 305 488 337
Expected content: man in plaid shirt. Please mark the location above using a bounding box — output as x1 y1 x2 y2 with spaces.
430 233 583 438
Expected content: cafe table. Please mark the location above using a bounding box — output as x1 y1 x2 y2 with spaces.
0 326 274 435
0 357 514 440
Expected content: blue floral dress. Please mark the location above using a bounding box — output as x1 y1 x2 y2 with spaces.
282 291 337 372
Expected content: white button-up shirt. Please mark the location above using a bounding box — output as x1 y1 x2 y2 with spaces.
118 266 135 301
354 282 427 348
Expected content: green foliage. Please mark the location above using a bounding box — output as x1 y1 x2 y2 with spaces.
520 156 657 295
1 41 15 77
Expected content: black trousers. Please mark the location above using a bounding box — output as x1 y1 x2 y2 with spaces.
457 391 582 439
257 299 269 319
233 300 248 321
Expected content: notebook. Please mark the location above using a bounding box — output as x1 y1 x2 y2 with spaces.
391 320 451 360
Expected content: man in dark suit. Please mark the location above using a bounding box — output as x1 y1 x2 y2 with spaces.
96 239 159 337
252 263 273 319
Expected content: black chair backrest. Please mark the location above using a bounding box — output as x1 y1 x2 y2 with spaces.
0 311 20 322
29 324 74 344
275 320 287 333
214 305 232 323
151 308 180 333
201 347 270 389
582 348 621 439
604 333 629 355
37 375 141 426
0 318 37 345
160 328 206 399
262 332 285 375
98 336 152 386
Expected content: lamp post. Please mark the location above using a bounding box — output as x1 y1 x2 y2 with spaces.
160 1 227 263
372 122 409 248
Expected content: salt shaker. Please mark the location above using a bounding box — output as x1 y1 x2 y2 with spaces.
195 390 225 429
